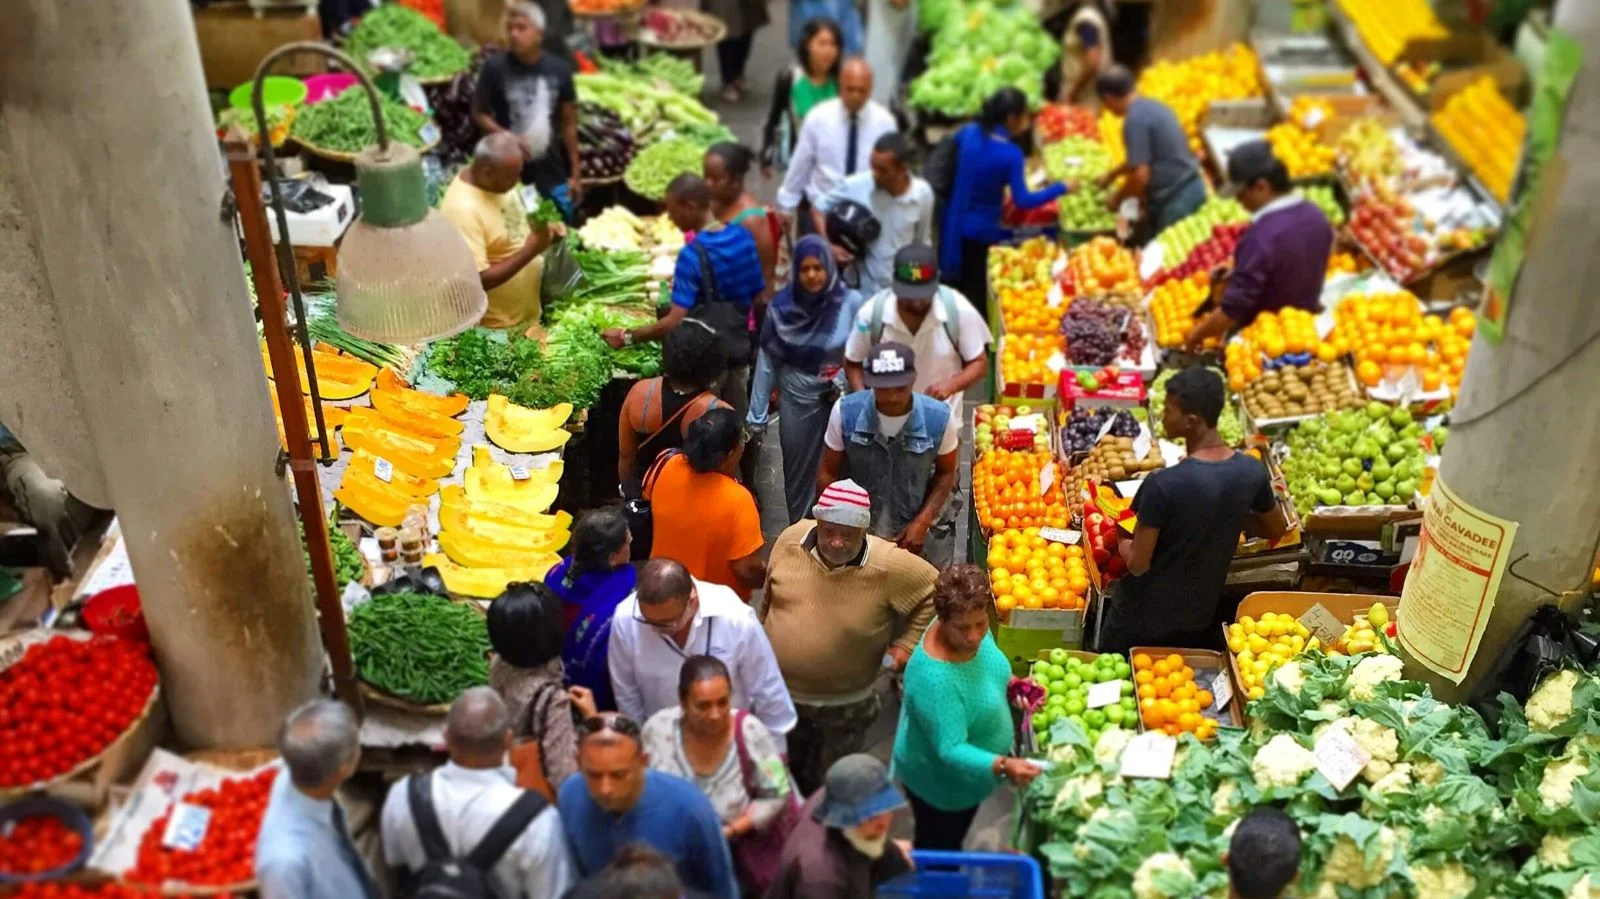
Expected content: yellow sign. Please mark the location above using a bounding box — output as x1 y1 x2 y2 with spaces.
1397 475 1519 683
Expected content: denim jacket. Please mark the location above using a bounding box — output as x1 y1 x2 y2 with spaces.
837 390 951 537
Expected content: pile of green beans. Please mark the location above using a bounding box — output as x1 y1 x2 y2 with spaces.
291 87 431 153
350 592 490 705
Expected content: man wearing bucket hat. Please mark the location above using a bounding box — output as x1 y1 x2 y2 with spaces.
766 754 913 898
760 479 937 794
817 341 959 563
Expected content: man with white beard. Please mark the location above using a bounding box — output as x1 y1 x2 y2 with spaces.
472 3 582 222
765 755 914 898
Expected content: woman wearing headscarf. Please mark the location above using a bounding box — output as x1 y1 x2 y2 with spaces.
548 508 636 713
746 235 865 524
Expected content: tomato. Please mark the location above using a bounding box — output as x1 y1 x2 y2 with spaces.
125 767 277 888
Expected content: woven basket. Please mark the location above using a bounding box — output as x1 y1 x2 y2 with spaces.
294 132 442 164
637 10 727 49
359 680 452 716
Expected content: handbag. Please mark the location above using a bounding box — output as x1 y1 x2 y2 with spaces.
508 682 561 802
622 446 683 560
685 238 755 369
729 710 804 893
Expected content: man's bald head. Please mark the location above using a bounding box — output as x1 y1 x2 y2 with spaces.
839 58 874 112
470 133 525 193
445 686 511 764
636 558 693 607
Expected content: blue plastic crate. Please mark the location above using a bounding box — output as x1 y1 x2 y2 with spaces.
876 850 1045 899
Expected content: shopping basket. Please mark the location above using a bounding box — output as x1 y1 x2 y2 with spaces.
876 850 1045 898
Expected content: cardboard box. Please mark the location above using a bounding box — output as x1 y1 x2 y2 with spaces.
1222 591 1400 716
1407 32 1528 107
1129 646 1245 731
192 4 325 90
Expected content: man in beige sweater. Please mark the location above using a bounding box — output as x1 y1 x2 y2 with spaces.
760 480 939 795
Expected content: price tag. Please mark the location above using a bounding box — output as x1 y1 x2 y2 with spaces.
1209 671 1234 713
1115 479 1144 498
1039 527 1081 545
1313 726 1371 791
1009 414 1044 434
1086 680 1123 710
161 802 213 852
1064 155 1084 171
418 122 441 146
373 457 394 483
1131 424 1152 461
1298 603 1346 646
1047 283 1066 308
1119 731 1177 780
1094 415 1117 444
509 466 531 481
340 580 371 615
1038 462 1057 497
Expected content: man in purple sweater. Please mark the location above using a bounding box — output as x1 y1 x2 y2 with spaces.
1184 140 1334 351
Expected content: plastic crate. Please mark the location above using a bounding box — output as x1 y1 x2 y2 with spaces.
877 851 1045 899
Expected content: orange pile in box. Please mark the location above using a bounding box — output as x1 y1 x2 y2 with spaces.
1326 251 1364 278
1066 237 1140 296
974 450 1072 531
1133 652 1218 739
1000 332 1065 387
1332 291 1474 394
997 281 1060 334
987 528 1090 620
1149 271 1213 349
1225 307 1344 390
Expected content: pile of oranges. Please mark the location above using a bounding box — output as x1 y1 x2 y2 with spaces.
1136 45 1263 157
996 281 1060 334
1133 652 1219 740
1265 122 1336 180
975 449 1072 531
1332 291 1474 394
1326 251 1364 278
999 332 1066 388
1066 237 1140 297
1149 271 1213 349
990 238 1063 333
987 528 1091 620
1225 308 1344 391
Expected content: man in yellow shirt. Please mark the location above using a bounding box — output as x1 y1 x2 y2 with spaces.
439 133 561 332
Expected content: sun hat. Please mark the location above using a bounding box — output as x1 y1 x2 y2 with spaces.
815 754 906 829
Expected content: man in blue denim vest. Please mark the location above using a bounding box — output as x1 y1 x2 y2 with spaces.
817 341 958 563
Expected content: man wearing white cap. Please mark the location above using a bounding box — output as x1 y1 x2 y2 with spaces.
759 479 938 795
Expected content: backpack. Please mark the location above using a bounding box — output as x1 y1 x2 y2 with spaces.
685 238 754 369
868 286 962 350
403 772 548 899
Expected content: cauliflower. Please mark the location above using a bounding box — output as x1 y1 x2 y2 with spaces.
1370 763 1414 796
1252 734 1317 790
1413 757 1447 786
1132 852 1197 899
1211 778 1241 816
1321 825 1399 889
1571 874 1598 899
1052 772 1106 819
1411 862 1476 899
1538 753 1589 810
1273 659 1308 694
1419 804 1448 828
1538 832 1577 869
1312 717 1399 783
1528 669 1582 732
1093 726 1134 767
1345 654 1405 701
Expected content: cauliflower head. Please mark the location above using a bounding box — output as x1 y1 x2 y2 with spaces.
1539 753 1589 811
1273 659 1308 695
1528 669 1582 732
1131 852 1197 899
1252 734 1317 791
1211 778 1241 816
1321 825 1399 889
1411 862 1476 899
1538 832 1577 869
1053 772 1106 819
1370 762 1414 796
1345 653 1405 701
1094 726 1135 767
1571 874 1597 899
1312 716 1399 783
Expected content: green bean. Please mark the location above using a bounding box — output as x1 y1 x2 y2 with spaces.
349 591 490 705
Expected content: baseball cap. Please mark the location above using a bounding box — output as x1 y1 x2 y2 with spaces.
862 341 916 389
1224 140 1284 193
892 243 940 300
815 754 907 829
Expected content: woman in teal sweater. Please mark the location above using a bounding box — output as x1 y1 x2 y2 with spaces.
893 565 1042 849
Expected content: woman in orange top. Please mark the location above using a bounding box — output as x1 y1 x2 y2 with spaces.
643 407 767 601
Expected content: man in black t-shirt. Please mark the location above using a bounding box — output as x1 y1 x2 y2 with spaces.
1097 368 1289 652
472 3 582 220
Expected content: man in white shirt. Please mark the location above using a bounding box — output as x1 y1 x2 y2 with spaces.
777 58 897 229
814 132 935 298
843 243 992 420
608 559 797 752
382 688 575 899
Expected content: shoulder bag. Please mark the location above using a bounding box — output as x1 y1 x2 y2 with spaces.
729 709 804 893
622 446 683 559
507 682 563 802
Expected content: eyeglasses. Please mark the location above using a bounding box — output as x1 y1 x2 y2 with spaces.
632 594 697 632
578 713 641 740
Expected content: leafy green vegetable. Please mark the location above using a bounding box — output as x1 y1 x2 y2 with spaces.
345 4 471 80
553 304 661 377
291 87 432 152
528 197 564 226
422 322 612 412
624 138 706 201
908 1 1058 116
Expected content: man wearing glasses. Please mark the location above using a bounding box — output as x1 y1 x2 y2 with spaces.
557 713 738 899
607 559 796 752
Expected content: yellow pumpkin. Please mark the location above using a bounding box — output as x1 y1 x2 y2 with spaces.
347 448 439 498
483 394 573 454
341 410 459 479
333 466 416 527
368 392 466 439
375 367 469 418
422 554 560 598
261 342 377 400
438 527 571 569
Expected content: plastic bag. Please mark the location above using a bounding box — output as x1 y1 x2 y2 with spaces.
1467 605 1600 734
540 235 586 304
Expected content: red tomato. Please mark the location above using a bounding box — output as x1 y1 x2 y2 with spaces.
125 767 278 889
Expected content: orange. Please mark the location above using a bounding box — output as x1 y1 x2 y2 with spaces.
1165 654 1184 669
1152 660 1172 678
1358 359 1383 386
1180 666 1195 682
1138 684 1157 700
1142 700 1164 727
1178 698 1199 715
1163 723 1182 736
1178 712 1203 732
1422 369 1443 391
1154 680 1172 699
1195 689 1214 708
1135 670 1155 685
1132 653 1153 671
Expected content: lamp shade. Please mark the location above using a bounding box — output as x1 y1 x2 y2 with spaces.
336 143 486 343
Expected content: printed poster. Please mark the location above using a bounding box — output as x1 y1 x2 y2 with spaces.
1397 474 1518 683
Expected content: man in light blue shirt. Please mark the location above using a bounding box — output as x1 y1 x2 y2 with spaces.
815 132 935 299
256 699 379 899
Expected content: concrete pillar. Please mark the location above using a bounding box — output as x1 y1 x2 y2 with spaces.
0 0 322 745
1398 0 1600 701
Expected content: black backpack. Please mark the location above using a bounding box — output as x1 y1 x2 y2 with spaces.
685 235 754 368
403 772 548 899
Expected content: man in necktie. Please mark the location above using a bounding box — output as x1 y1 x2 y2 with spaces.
778 58 897 234
256 699 380 899
846 111 859 176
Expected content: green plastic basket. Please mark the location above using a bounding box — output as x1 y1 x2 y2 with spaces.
229 76 308 112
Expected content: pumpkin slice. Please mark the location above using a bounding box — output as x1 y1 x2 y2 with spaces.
484 394 573 454
439 484 569 531
439 486 569 547
368 393 466 439
423 554 559 599
261 342 377 400
345 407 462 456
271 394 348 447
347 449 439 498
375 367 469 418
439 528 571 569
334 466 416 527
341 413 459 480
469 444 565 485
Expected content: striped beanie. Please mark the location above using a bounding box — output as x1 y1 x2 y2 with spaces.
813 479 872 528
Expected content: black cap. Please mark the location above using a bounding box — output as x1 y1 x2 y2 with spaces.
1225 140 1283 191
862 341 917 389
892 244 940 300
